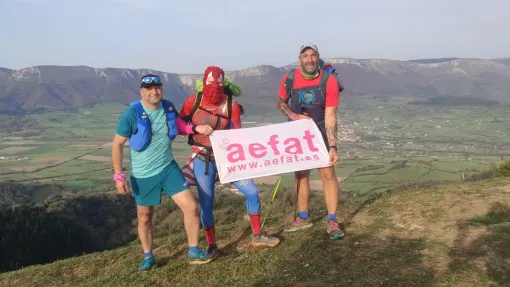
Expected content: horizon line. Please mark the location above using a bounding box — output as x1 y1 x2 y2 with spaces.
1 56 509 74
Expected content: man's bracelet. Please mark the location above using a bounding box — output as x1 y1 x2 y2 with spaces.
192 125 198 133
330 146 338 151
113 173 125 181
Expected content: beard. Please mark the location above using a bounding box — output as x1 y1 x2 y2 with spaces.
302 63 317 74
148 94 162 105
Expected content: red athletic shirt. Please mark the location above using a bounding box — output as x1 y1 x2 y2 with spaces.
278 68 340 107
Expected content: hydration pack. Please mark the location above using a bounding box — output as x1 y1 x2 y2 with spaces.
128 99 179 152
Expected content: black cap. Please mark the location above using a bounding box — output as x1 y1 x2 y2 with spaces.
140 74 163 89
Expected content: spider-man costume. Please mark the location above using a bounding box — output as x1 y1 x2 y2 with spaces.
179 66 280 256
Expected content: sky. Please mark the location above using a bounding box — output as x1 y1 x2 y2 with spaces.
1 0 509 74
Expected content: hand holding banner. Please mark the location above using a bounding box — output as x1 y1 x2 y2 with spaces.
209 119 331 183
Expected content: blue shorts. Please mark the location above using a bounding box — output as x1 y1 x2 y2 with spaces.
130 160 189 206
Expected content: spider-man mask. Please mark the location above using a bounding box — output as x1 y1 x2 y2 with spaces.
202 66 225 105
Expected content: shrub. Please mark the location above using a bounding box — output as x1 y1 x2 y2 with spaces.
491 160 510 177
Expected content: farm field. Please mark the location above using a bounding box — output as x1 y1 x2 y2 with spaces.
1 134 501 200
1 101 507 201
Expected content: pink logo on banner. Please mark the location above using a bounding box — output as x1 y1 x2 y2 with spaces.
210 119 330 183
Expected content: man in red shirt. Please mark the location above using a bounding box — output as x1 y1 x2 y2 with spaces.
277 44 344 240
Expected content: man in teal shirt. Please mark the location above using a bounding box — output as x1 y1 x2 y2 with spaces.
112 74 213 271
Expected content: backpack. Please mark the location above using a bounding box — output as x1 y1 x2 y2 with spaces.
128 99 179 152
284 68 331 99
186 92 234 146
284 67 344 99
323 65 345 92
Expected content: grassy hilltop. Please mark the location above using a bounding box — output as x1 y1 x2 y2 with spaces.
1 96 510 286
1 177 509 286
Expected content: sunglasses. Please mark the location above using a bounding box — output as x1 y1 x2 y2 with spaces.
141 76 162 84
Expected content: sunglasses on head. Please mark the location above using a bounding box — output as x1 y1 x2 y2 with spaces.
141 76 162 84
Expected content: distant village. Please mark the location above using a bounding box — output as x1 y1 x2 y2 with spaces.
336 113 510 160
0 156 28 161
337 123 360 142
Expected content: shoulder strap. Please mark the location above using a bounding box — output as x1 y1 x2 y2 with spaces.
161 99 170 113
189 92 202 121
227 93 233 123
186 93 202 146
223 81 233 117
132 101 145 119
319 70 331 100
161 99 177 115
129 101 146 135
224 85 233 97
284 68 296 99
318 69 330 92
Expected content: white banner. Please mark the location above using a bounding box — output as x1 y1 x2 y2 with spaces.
209 119 331 183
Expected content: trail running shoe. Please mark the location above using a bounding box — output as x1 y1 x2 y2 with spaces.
188 248 212 265
138 256 156 272
327 220 345 240
251 232 281 247
283 217 314 233
207 245 219 260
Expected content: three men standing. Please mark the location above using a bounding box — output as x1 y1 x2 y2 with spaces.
112 44 344 272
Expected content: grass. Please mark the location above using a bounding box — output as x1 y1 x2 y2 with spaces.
445 201 510 285
2 178 510 286
470 202 510 225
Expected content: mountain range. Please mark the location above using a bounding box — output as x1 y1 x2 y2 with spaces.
1 57 510 114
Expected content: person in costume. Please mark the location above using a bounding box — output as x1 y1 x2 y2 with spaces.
179 66 280 258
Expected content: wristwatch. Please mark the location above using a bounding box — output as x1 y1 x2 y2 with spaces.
330 146 338 151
